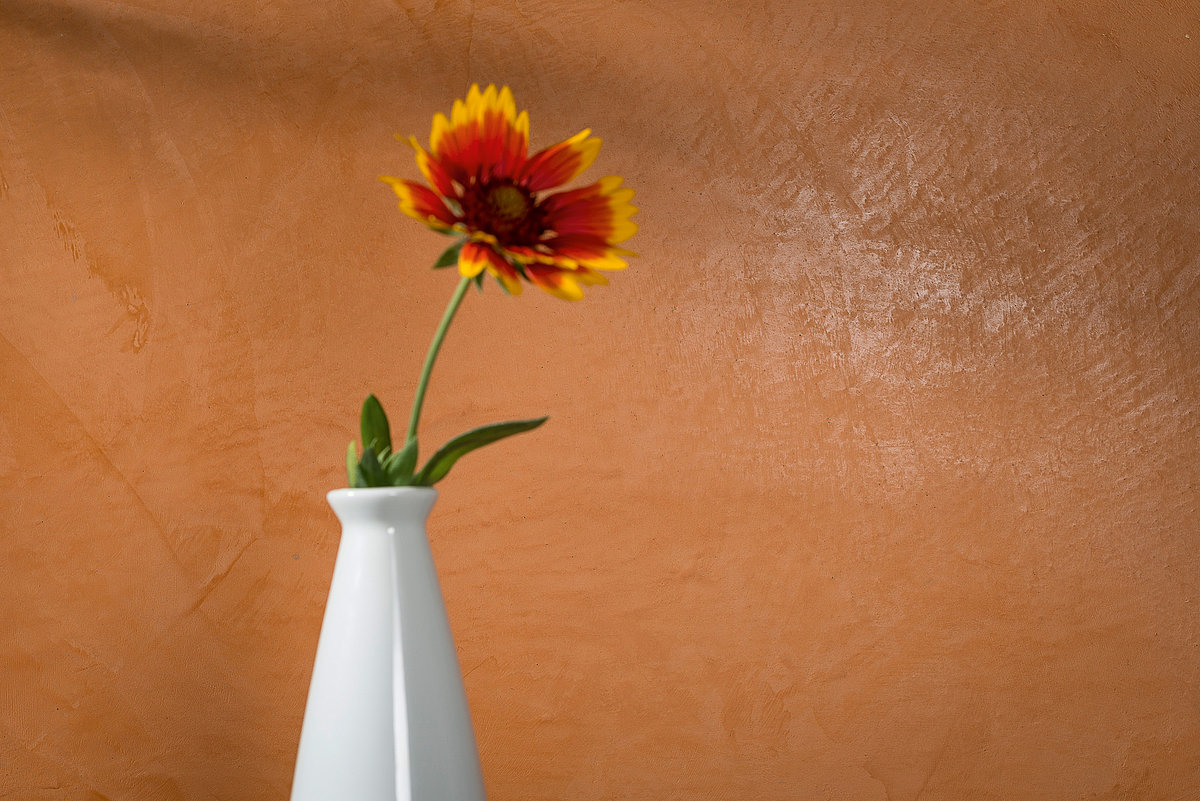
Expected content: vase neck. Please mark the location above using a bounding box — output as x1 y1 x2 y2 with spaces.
326 487 438 527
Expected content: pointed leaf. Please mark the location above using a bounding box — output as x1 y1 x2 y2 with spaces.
433 241 464 269
360 394 392 454
346 440 359 487
414 417 548 486
359 445 388 487
383 437 419 485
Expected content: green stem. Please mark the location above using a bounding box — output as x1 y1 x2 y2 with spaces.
407 274 472 443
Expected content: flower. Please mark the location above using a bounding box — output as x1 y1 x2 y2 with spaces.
381 84 637 300
348 86 639 487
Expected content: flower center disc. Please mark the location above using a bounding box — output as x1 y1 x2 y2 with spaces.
487 184 530 223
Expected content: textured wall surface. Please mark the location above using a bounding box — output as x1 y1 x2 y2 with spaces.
2 1 1199 799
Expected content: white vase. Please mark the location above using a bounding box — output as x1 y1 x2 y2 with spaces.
290 487 487 801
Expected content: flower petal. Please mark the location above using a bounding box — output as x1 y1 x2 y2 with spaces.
430 84 529 183
519 129 602 192
503 244 549 264
407 136 457 197
524 264 608 301
461 242 524 294
541 176 638 244
380 176 458 230
545 234 635 271
486 257 524 295
458 241 493 278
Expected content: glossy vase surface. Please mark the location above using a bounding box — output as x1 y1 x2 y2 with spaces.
290 487 486 801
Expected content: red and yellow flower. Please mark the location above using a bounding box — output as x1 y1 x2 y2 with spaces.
381 84 637 300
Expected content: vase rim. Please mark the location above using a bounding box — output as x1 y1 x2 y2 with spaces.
328 486 438 499
326 486 439 523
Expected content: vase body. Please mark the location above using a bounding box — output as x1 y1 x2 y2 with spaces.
290 487 486 801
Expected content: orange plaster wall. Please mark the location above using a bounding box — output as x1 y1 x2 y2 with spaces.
2 1 1200 799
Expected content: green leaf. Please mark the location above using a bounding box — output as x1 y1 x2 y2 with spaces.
433 241 464 269
413 417 548 486
346 440 359 487
360 394 391 454
383 437 419 485
358 445 388 487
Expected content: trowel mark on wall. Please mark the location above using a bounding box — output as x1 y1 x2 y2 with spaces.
49 207 151 352
106 284 151 352
53 210 85 263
